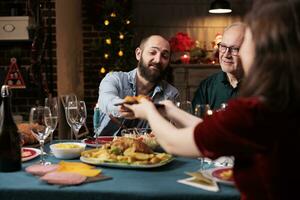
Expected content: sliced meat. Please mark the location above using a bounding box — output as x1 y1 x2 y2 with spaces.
25 164 59 176
40 172 87 185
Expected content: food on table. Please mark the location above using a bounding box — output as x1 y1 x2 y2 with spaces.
40 172 87 185
25 164 59 176
57 161 101 177
21 148 33 158
81 137 172 165
123 95 151 104
50 142 86 159
26 161 101 185
219 168 233 180
110 137 153 154
17 123 39 145
123 130 159 150
52 143 81 149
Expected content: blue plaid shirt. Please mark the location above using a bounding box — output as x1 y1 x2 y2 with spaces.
94 68 179 136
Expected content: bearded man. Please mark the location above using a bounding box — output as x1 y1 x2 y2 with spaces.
95 35 179 136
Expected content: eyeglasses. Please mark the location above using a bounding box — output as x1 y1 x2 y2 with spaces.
217 43 239 56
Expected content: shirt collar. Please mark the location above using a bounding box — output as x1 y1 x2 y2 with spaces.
220 71 242 87
129 68 164 96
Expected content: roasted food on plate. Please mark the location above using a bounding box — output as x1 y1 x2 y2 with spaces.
17 123 39 145
81 137 171 165
122 129 159 150
123 95 151 104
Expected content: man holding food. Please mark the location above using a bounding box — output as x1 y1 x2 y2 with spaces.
95 35 179 136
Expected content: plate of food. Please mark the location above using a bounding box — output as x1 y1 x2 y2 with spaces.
82 136 115 148
22 147 41 162
203 167 234 185
80 137 173 168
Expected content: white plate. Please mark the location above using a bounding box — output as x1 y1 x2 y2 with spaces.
22 147 41 162
81 136 115 148
80 156 173 169
202 167 234 185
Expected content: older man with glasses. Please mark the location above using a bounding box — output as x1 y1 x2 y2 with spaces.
192 22 246 110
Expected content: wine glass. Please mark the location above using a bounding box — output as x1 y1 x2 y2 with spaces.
93 103 101 148
193 104 212 170
194 104 212 118
64 94 77 139
44 97 58 144
66 100 87 140
176 100 193 114
29 106 52 165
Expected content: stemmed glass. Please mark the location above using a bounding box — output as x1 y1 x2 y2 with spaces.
176 100 193 114
44 97 58 144
64 94 77 139
66 100 87 140
93 104 101 148
29 106 52 165
194 104 212 118
193 104 212 170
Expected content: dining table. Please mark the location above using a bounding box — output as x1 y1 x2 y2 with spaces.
0 141 240 200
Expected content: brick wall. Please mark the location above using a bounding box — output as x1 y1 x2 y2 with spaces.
81 0 103 132
0 0 57 122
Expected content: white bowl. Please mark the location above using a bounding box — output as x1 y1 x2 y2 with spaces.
50 142 86 159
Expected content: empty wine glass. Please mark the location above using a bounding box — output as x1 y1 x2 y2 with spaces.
44 97 58 144
29 106 52 165
66 100 87 140
64 94 77 139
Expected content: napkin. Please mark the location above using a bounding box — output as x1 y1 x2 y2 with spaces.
177 171 219 192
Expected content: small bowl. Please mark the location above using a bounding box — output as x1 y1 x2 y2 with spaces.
50 142 86 159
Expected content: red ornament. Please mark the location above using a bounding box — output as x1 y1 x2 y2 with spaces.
4 58 26 89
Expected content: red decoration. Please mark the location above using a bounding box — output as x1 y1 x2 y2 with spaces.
169 32 194 52
4 58 26 89
180 53 190 64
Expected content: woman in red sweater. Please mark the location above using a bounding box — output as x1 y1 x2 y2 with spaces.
125 1 300 199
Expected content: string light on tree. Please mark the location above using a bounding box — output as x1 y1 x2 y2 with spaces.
93 0 134 74
118 50 124 57
105 38 112 45
104 20 109 26
110 12 116 17
100 67 106 74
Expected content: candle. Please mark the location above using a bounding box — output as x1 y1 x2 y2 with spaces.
180 53 190 64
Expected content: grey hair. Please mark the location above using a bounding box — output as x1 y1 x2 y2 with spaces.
224 22 247 33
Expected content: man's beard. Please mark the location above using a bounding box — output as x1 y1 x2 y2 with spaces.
138 57 167 83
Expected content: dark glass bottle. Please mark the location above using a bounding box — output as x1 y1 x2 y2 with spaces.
0 85 21 172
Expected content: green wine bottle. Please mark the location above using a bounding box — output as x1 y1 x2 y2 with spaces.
0 85 21 172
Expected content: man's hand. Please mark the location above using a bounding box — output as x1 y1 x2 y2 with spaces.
119 105 136 119
124 98 156 120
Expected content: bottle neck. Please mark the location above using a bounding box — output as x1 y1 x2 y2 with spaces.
1 96 15 123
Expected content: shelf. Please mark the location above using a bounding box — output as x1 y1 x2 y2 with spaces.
0 16 30 41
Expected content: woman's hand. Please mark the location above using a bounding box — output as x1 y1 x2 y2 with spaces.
158 100 178 118
124 98 156 120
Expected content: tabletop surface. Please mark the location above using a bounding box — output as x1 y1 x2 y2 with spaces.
0 143 240 200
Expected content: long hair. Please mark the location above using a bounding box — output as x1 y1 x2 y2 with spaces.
240 1 300 112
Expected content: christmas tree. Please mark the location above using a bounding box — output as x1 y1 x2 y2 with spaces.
91 0 135 74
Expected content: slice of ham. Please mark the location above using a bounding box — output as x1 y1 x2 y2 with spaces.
40 172 87 185
25 164 59 176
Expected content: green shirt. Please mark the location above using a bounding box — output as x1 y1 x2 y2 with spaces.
192 71 240 110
